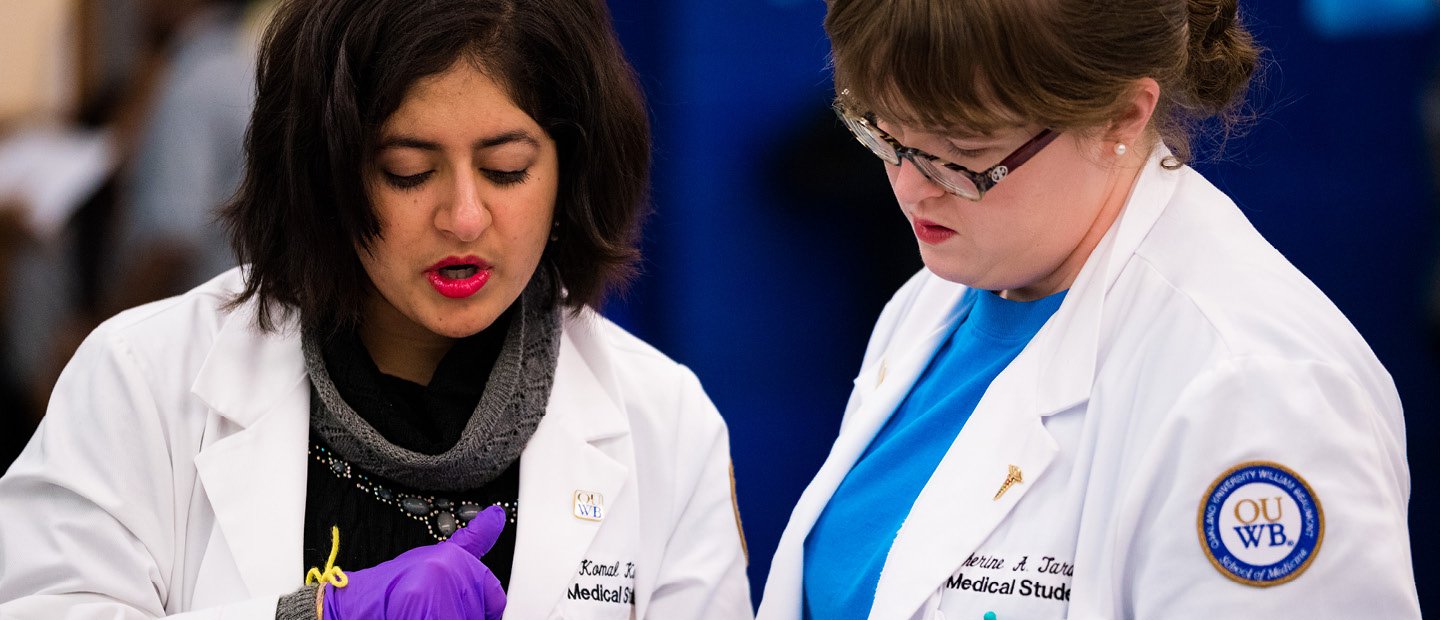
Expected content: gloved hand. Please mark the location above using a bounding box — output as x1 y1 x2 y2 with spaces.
322 505 508 619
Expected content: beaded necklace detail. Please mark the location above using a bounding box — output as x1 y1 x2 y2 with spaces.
311 443 518 542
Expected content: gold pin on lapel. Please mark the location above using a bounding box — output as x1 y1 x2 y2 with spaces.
876 360 888 387
573 490 604 521
993 465 1024 501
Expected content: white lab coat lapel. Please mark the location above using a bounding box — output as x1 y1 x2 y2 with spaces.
760 282 968 619
833 281 971 486
505 325 633 619
869 148 1184 619
189 302 311 598
868 320 1062 620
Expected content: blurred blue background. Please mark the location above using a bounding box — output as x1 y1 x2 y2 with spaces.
600 0 1440 612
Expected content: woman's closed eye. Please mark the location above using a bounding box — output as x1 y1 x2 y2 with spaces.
943 143 992 161
381 168 531 191
384 170 434 190
484 168 530 186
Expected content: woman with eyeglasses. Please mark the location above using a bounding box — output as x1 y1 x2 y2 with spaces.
758 0 1421 618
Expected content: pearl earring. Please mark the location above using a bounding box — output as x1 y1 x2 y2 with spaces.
1114 143 1128 156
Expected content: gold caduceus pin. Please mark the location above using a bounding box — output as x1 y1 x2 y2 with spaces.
993 465 1024 501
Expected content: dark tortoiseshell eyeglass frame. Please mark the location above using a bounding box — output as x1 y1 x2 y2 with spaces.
833 102 1061 201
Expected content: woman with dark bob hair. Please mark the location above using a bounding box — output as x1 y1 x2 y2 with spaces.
759 0 1420 618
0 0 752 618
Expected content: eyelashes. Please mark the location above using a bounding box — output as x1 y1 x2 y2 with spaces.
485 169 530 186
944 144 991 160
384 171 434 190
381 169 531 191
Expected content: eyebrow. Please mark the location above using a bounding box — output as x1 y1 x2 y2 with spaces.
945 133 1003 145
377 130 540 151
928 132 983 144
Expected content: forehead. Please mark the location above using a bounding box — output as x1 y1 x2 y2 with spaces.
841 87 1026 139
382 59 537 136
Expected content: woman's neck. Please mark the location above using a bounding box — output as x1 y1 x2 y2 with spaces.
359 298 456 386
1000 155 1145 302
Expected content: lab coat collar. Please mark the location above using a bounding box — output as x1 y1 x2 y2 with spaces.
871 392 1058 619
758 280 968 620
865 286 1056 619
191 295 310 597
191 293 308 429
506 314 633 619
810 278 970 558
1031 145 1182 416
192 383 311 598
869 284 1069 617
851 281 971 433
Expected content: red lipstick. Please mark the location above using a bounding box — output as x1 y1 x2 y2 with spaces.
913 218 957 245
424 255 492 299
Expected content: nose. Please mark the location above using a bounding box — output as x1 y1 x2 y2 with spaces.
887 156 945 206
435 170 491 242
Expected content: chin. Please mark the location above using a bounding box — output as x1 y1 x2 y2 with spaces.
921 260 1019 292
919 255 978 287
919 246 1035 292
423 312 501 340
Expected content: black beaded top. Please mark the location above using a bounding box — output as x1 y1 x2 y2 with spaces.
301 311 520 589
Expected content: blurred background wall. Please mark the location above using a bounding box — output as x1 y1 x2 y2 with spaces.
1 0 1436 614
0 0 265 469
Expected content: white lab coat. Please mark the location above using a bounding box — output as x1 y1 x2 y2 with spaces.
757 150 1420 619
0 269 753 620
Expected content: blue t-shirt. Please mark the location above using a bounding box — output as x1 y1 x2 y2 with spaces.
802 288 1066 620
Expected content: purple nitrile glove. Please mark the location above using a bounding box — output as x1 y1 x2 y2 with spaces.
322 505 508 620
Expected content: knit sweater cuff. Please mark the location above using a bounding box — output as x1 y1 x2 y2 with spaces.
275 585 321 620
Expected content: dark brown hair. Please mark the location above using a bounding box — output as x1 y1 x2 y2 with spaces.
825 0 1260 167
223 0 650 332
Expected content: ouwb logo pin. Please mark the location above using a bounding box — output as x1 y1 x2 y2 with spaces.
574 490 605 522
1197 461 1324 587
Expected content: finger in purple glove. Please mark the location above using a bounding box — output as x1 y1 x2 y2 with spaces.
322 506 509 620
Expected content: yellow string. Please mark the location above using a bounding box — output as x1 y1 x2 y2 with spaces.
305 526 349 588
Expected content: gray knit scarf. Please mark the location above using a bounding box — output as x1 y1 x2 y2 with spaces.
302 276 561 491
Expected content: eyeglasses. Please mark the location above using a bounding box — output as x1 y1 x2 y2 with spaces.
833 102 1060 201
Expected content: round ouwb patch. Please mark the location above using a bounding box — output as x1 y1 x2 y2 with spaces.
1196 461 1324 587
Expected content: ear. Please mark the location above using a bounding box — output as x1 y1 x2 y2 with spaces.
1107 77 1161 148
